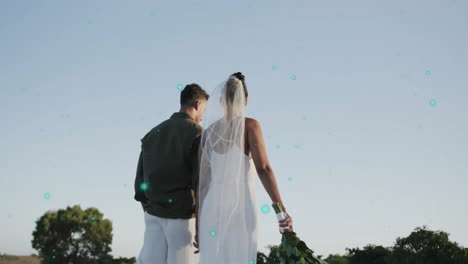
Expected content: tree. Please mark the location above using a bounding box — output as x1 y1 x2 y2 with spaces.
31 205 113 264
104 256 136 264
325 254 349 264
346 244 391 264
388 225 468 264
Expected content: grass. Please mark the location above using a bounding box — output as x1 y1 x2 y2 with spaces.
0 255 40 264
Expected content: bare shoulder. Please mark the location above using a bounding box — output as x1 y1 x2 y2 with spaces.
245 117 260 131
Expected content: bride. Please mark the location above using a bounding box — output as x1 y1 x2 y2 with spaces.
193 72 294 263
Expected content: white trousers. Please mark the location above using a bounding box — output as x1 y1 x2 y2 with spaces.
137 211 199 264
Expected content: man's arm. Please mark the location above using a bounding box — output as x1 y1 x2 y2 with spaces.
134 149 149 211
191 132 202 253
191 135 201 191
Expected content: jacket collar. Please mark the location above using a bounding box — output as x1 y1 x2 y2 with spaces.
170 112 194 121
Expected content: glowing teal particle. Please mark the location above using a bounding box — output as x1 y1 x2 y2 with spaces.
276 145 280 149
288 177 293 181
429 99 436 106
149 11 155 16
249 260 254 264
293 144 300 149
168 198 173 203
210 231 216 237
272 65 277 70
177 84 184 90
291 75 297 80
91 217 95 221
261 205 270 214
425 70 431 75
52 255 56 259
44 193 51 199
140 182 148 191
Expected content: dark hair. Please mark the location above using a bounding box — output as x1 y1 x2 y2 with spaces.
230 72 248 98
180 83 209 106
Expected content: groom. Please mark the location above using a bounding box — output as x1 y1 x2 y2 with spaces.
134 83 209 264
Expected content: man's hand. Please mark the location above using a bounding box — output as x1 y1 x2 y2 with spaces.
193 233 199 254
193 215 199 254
141 200 150 212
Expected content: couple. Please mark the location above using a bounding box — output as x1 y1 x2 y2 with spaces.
134 72 293 264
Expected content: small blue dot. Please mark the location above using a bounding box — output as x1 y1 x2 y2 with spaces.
177 84 184 90
429 99 436 106
44 193 51 199
210 231 216 237
261 205 270 214
425 70 431 75
291 75 297 80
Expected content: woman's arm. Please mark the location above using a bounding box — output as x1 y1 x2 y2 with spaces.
247 118 293 231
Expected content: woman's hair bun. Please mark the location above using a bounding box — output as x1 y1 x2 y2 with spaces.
231 72 245 82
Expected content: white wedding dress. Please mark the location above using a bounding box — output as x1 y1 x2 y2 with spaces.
198 145 258 263
197 74 258 263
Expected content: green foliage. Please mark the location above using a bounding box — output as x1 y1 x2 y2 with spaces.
258 226 468 264
346 244 391 264
274 231 328 264
104 256 136 264
31 205 114 264
388 225 468 264
267 245 281 264
257 251 269 264
324 254 349 264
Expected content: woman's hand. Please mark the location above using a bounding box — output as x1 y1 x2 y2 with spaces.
278 203 293 232
278 212 293 232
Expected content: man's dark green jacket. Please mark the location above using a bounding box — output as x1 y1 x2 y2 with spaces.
134 112 202 219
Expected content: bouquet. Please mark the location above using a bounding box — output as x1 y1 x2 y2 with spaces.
272 202 328 264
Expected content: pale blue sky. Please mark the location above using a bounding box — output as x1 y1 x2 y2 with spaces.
1 0 468 258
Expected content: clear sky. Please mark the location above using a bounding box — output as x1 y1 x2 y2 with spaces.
1 0 467 258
